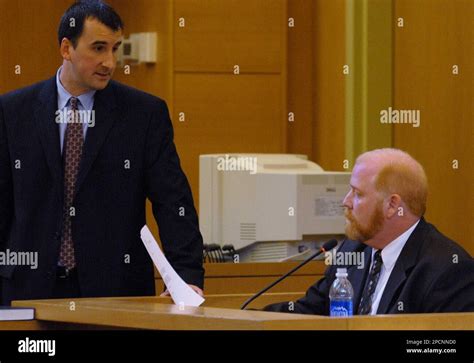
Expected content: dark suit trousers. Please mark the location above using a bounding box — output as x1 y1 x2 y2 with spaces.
52 268 81 299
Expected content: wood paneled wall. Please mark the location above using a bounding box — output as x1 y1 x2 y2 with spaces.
171 0 288 211
286 0 346 172
393 0 473 253
0 0 71 94
111 0 171 100
310 0 346 171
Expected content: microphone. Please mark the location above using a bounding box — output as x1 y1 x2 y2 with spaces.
240 239 338 310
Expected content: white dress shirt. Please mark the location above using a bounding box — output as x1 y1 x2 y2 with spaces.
369 219 420 315
56 67 96 153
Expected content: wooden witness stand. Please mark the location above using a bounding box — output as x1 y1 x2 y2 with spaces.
1 262 473 330
4 294 474 330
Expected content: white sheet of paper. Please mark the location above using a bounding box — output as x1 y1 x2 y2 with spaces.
140 225 205 307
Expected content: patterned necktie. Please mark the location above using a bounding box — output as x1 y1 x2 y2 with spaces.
358 249 383 315
59 97 83 270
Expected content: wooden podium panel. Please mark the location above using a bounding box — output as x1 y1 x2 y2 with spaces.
155 261 326 294
10 294 474 330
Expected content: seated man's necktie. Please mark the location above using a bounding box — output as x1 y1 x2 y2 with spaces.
358 249 383 315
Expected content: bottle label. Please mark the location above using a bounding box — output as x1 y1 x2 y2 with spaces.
330 300 353 316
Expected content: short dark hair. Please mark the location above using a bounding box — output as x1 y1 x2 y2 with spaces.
58 0 123 47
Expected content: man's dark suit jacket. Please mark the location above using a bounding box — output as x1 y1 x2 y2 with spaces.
265 218 474 314
0 77 204 304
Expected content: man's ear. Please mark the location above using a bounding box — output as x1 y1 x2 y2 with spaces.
60 38 73 61
386 194 402 219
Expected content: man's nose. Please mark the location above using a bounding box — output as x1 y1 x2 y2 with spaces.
102 52 116 70
342 190 352 208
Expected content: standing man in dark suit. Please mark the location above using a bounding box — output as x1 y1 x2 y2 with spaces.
265 148 474 314
0 0 204 305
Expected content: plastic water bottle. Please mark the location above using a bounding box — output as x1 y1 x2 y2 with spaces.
329 268 354 316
